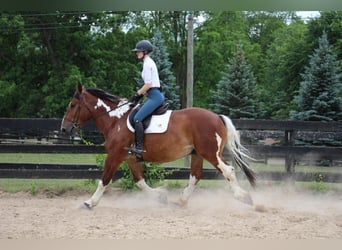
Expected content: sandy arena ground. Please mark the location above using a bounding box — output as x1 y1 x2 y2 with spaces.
0 185 341 239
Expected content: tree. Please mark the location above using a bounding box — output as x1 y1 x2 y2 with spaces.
150 30 180 109
290 31 342 121
194 11 251 108
0 11 140 118
210 42 258 118
307 11 342 63
261 21 309 119
0 13 25 117
246 11 295 54
246 11 295 91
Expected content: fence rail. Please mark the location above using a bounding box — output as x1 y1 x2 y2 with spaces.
1 118 341 183
0 163 341 183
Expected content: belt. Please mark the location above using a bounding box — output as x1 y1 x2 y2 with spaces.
148 87 161 92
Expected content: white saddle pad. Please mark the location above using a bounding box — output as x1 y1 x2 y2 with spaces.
127 110 173 134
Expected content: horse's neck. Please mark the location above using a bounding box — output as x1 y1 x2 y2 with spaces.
92 115 116 140
91 103 131 140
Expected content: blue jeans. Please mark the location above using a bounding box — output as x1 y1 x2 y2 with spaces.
134 88 165 122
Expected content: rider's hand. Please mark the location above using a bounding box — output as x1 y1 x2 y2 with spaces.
129 92 143 105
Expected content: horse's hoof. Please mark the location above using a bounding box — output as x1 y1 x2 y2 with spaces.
84 201 93 209
158 193 168 204
170 199 187 208
238 193 253 206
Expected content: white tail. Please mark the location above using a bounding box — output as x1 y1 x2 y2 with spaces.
219 115 256 188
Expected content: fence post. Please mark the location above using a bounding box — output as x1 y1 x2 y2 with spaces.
285 130 296 180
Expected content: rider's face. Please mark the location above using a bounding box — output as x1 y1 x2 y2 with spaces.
136 51 144 59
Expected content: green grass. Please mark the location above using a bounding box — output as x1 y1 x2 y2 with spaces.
0 178 98 194
0 153 97 165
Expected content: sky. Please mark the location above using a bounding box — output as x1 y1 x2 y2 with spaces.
296 11 320 19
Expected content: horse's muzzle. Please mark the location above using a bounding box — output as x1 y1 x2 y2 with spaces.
60 122 78 135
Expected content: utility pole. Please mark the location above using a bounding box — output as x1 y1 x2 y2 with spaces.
185 11 194 168
186 11 194 108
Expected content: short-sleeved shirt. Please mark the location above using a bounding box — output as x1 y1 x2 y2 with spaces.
142 56 160 88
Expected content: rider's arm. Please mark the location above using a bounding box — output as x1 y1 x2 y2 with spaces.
137 83 152 95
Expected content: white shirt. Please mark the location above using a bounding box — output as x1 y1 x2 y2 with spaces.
142 56 160 88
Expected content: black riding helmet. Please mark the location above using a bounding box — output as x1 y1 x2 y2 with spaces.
132 40 153 54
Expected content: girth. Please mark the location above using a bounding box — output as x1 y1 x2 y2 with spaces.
128 102 169 130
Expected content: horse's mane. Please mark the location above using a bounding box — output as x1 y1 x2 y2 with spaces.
86 88 122 104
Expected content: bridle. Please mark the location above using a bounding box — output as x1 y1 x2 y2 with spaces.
63 96 83 133
63 91 131 133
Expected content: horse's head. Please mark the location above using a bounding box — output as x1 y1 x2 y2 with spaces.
61 83 130 135
61 83 92 135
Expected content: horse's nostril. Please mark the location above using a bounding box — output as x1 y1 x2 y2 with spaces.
61 127 66 133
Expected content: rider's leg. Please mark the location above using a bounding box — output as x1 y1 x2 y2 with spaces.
127 89 164 158
128 120 145 160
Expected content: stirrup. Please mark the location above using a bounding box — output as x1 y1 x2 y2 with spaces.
124 146 145 155
125 147 145 161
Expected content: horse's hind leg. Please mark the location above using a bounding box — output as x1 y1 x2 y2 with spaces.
178 153 203 206
218 160 253 205
202 134 253 205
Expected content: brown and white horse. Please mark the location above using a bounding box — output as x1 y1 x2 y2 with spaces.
61 84 256 208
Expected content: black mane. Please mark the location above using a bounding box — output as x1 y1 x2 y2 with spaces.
86 88 122 104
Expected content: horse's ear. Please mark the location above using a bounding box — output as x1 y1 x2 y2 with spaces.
77 82 83 94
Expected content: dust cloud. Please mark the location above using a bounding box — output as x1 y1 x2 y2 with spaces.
1 185 341 239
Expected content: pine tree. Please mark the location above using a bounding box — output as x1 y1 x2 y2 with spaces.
210 42 258 118
290 31 342 121
151 30 180 109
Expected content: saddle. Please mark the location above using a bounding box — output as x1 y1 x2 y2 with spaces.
128 102 169 130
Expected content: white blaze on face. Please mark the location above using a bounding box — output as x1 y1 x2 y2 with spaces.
94 99 130 119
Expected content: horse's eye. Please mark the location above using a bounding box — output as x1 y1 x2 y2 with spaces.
70 104 76 109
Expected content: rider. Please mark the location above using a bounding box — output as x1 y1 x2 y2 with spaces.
127 40 165 159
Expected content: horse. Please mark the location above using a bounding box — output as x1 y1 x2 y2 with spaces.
61 83 256 208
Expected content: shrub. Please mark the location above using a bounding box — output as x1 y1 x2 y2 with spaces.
95 153 176 190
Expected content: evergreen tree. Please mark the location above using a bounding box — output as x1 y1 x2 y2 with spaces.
290 31 342 121
210 42 258 118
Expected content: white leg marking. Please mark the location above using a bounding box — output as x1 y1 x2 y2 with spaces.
180 174 197 204
84 180 106 208
215 133 250 202
215 133 235 180
136 179 168 204
136 179 154 192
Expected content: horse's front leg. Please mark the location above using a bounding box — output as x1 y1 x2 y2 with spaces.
126 158 168 204
84 153 122 208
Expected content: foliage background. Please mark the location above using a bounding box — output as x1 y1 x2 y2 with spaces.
1 11 342 120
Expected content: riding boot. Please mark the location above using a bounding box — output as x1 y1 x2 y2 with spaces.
127 121 145 160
